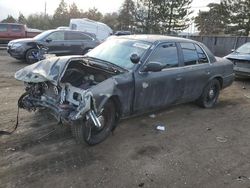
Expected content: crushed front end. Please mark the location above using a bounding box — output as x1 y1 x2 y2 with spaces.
15 57 114 127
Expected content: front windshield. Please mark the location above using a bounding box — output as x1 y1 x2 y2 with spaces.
34 30 52 40
236 42 250 54
86 38 152 69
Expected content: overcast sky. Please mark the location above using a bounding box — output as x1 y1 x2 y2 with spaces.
0 0 220 20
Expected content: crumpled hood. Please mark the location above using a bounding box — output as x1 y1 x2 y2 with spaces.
225 52 250 61
14 56 74 84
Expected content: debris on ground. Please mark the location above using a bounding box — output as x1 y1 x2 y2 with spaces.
149 114 156 118
138 182 144 187
207 127 212 131
242 86 246 89
236 176 250 181
156 124 166 131
244 94 250 99
216 136 228 143
6 148 15 152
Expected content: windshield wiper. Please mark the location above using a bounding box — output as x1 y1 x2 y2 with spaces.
84 56 127 73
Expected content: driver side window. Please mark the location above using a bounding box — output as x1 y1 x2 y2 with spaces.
46 31 64 41
147 43 179 69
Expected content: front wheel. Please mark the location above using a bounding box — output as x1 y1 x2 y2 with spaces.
71 100 116 145
197 79 221 108
25 48 39 64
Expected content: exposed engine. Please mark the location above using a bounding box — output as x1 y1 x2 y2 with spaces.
19 60 113 122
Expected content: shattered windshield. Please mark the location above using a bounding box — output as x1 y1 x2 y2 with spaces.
85 38 152 69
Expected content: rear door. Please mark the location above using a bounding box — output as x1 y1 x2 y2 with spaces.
64 31 95 55
178 42 211 102
134 42 184 113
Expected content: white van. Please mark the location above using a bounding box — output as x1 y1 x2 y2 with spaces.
69 18 113 41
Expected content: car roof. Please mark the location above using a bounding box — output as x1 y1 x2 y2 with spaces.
47 29 97 39
118 34 196 43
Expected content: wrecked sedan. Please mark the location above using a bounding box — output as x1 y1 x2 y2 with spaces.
224 42 250 78
15 35 234 145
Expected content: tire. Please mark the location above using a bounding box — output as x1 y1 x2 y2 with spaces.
71 100 116 145
197 79 221 108
25 48 39 64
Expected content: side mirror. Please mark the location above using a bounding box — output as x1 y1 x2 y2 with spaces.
141 61 163 72
231 49 235 52
45 38 52 43
130 53 140 64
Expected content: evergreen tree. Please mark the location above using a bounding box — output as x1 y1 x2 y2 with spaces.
156 0 193 34
222 0 250 36
53 0 69 27
85 7 103 21
135 0 193 34
68 2 82 19
26 14 53 30
118 0 136 31
18 13 27 24
1 15 17 23
102 13 119 30
195 3 230 35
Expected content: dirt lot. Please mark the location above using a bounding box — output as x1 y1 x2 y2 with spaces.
0 51 250 188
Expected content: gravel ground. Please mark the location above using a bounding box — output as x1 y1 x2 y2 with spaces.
0 51 250 188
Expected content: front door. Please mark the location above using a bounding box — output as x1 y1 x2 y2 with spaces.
134 42 184 113
43 31 67 55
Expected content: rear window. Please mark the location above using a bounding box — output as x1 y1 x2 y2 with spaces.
0 24 8 32
11 25 22 32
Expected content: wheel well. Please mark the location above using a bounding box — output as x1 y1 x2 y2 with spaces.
214 77 223 89
25 48 34 57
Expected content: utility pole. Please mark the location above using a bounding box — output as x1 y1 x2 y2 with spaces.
44 1 47 15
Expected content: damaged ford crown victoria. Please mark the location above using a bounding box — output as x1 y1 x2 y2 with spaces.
14 35 234 145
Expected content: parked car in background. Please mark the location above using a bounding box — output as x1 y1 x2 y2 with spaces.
69 18 113 41
15 35 234 145
0 23 41 43
7 29 100 63
114 31 132 36
224 42 250 78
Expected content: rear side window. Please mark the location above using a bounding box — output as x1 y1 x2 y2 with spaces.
0 24 8 32
180 43 198 66
148 43 179 69
65 32 92 40
195 44 209 64
181 42 209 66
11 25 22 32
47 31 64 40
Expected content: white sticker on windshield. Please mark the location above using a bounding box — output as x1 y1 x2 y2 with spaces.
133 43 150 49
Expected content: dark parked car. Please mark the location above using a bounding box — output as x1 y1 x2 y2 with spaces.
225 42 250 78
114 30 132 36
14 35 234 145
7 29 100 63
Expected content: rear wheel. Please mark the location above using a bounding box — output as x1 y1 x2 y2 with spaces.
71 100 116 145
197 79 221 108
25 48 39 64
